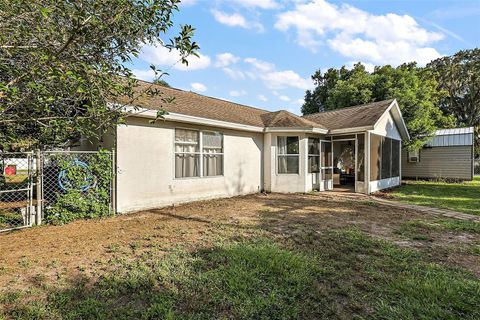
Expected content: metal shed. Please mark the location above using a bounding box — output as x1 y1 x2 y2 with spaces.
402 127 475 180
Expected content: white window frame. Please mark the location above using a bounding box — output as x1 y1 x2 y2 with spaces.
174 128 224 179
202 130 224 177
277 136 300 175
308 137 321 174
408 149 420 163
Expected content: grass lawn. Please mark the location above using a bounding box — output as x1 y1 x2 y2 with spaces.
0 193 479 319
383 177 480 216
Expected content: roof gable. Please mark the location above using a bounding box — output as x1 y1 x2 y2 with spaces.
261 110 327 129
303 99 395 130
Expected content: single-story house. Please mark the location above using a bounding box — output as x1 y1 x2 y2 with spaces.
402 127 475 181
87 81 410 213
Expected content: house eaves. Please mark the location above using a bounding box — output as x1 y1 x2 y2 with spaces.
373 99 410 141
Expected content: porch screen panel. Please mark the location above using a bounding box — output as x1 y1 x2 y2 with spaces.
370 133 382 181
175 129 200 178
203 132 224 176
391 139 400 177
357 134 365 182
381 137 392 178
278 136 299 174
308 138 320 173
321 141 332 168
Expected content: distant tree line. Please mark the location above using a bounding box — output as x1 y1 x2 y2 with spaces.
302 48 480 155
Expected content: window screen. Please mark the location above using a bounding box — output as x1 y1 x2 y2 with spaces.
392 139 400 177
321 141 332 167
370 133 382 181
308 138 320 173
357 134 365 182
381 137 392 179
370 133 401 181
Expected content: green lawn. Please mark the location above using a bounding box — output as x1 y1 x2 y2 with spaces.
387 177 480 216
1 194 479 319
2 230 479 320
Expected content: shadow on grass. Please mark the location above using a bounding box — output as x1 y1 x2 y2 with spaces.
389 179 480 215
2 229 479 320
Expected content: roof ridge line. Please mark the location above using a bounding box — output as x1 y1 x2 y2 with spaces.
133 78 271 114
303 98 395 117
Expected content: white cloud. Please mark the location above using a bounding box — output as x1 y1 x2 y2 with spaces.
229 89 247 97
279 95 291 101
141 44 211 71
275 0 444 65
244 57 275 72
295 98 305 105
215 52 240 67
179 0 197 7
229 0 279 9
211 10 264 32
261 70 313 90
258 94 268 102
191 82 207 92
245 57 313 90
222 67 246 80
131 69 156 81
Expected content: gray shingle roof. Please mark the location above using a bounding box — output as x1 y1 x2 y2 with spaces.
114 80 394 132
303 99 395 130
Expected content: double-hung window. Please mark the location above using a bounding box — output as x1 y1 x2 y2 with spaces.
175 129 224 178
278 136 299 174
203 131 224 176
175 129 200 178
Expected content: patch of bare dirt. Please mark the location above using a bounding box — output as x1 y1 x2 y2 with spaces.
1 192 478 290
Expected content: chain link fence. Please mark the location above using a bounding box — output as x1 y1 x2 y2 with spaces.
41 151 115 225
0 152 35 231
475 160 480 176
0 150 115 232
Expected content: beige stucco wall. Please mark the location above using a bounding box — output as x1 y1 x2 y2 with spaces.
116 117 263 213
264 133 325 193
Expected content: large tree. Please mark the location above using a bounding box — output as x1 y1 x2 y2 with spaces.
0 0 198 150
427 48 480 157
302 63 454 150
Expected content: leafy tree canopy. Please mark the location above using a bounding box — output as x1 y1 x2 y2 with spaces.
0 0 198 151
302 62 455 150
427 48 480 157
153 79 171 87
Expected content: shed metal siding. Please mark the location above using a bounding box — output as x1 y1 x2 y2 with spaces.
402 146 473 180
426 133 473 147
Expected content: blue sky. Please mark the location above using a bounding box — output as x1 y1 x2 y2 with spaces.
129 0 480 115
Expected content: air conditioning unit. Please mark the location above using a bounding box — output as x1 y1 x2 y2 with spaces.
408 150 420 163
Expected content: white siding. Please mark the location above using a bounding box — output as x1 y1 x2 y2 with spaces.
116 117 263 213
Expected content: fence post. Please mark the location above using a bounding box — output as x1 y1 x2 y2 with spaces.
35 149 42 225
113 150 116 214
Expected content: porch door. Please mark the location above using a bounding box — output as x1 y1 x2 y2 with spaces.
355 134 366 193
320 140 333 191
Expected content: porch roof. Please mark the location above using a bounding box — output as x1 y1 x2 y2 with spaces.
303 99 395 130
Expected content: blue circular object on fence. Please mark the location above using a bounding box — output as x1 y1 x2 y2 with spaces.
58 159 97 192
